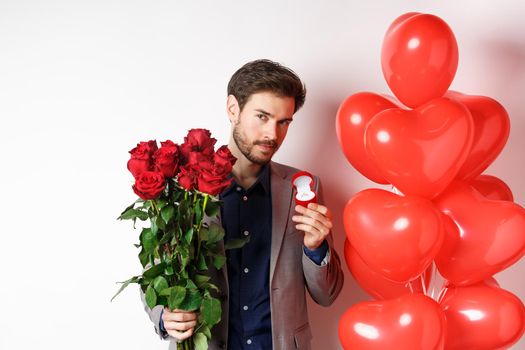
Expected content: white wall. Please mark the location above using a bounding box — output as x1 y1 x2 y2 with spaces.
1 0 523 349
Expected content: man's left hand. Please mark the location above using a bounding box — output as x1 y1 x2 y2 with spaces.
292 203 333 250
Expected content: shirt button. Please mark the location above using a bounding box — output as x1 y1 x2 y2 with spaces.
243 305 248 311
246 339 252 345
243 230 249 236
244 268 249 273
236 186 242 192
242 195 248 201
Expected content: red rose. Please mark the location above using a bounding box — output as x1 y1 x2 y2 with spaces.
127 140 158 178
213 145 237 173
177 165 200 191
132 171 166 200
186 151 210 166
154 140 180 178
197 162 233 196
180 129 217 161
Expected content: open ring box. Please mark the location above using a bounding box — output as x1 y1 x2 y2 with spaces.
292 171 317 207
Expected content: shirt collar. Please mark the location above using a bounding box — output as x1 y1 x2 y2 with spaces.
221 163 271 197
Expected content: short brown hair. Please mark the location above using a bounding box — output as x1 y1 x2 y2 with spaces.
227 59 306 113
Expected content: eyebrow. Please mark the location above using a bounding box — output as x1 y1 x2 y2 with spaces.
255 109 272 116
255 109 293 122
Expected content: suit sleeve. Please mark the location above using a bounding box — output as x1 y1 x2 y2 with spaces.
302 176 345 306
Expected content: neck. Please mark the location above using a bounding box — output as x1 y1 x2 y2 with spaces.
228 138 266 189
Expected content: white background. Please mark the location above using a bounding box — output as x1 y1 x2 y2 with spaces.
1 0 524 349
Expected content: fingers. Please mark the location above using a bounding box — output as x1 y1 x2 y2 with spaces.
292 204 333 250
162 308 198 341
300 203 332 218
292 204 333 232
162 308 198 322
166 327 194 341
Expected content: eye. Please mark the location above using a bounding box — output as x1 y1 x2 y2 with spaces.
256 114 268 121
279 119 292 126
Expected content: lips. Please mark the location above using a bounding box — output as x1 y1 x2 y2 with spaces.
256 143 276 152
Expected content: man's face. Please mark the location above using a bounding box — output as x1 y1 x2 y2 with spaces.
229 91 296 165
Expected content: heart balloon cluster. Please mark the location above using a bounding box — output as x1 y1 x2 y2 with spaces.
336 12 525 350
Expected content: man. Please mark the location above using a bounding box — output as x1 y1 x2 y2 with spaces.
143 59 344 349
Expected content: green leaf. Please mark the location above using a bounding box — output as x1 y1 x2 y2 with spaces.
186 279 197 289
204 200 221 218
119 201 136 217
145 285 157 309
153 276 168 293
201 325 212 340
138 248 149 268
171 189 183 202
151 218 158 235
200 297 221 327
203 282 220 293
171 227 181 245
197 253 208 270
157 296 168 306
143 262 165 279
184 227 194 245
193 332 208 350
158 230 171 245
111 276 139 301
156 198 168 209
213 255 226 270
141 228 156 253
164 263 174 276
178 248 190 271
224 236 250 250
118 208 148 221
161 205 175 224
179 289 202 311
195 198 203 225
168 286 187 310
206 223 225 244
156 215 166 230
179 198 190 218
198 226 209 242
194 274 211 287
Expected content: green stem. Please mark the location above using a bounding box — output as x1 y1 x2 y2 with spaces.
196 194 209 259
151 200 160 215
199 194 209 230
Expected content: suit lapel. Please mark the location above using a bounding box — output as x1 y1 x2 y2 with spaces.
269 161 293 285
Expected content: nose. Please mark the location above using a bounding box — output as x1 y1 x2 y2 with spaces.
263 121 278 141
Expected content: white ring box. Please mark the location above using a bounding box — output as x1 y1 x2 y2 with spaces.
292 171 317 207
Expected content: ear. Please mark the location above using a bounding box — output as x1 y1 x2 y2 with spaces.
226 94 240 123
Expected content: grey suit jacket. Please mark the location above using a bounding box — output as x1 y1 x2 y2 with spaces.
142 161 344 350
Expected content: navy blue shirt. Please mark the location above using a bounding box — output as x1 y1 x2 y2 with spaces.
220 165 273 349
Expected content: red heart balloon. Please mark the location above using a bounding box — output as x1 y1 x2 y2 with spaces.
469 174 514 201
336 92 398 184
338 294 446 350
446 91 510 180
439 280 525 350
381 13 458 108
344 240 431 300
434 181 525 285
365 97 474 199
344 188 444 283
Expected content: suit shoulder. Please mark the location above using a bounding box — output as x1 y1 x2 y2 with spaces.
270 161 320 182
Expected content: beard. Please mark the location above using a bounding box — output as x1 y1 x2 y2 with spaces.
232 123 278 165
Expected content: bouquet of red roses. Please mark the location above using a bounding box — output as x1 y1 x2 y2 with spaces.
113 129 242 350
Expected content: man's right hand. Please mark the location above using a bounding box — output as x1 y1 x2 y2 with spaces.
161 308 198 341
